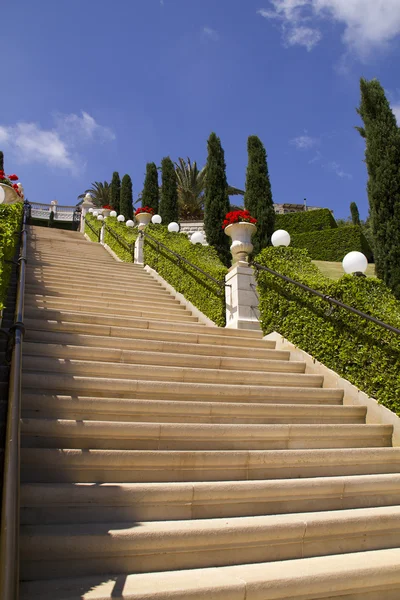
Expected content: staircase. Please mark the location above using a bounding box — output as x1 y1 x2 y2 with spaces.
17 226 400 599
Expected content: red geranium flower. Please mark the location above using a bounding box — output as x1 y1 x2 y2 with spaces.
135 206 154 216
102 204 112 210
222 209 257 230
8 174 18 181
0 170 5 179
12 183 19 190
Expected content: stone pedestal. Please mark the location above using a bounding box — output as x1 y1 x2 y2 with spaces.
225 261 260 331
135 233 144 265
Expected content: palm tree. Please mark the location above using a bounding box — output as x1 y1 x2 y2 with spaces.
174 157 245 220
77 181 111 207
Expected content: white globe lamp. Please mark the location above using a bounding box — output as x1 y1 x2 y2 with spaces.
342 251 368 275
97 214 104 221
110 210 117 218
117 215 125 222
0 186 5 204
190 231 205 244
126 219 134 227
93 211 99 217
271 230 291 247
151 214 162 224
88 208 94 214
168 222 180 233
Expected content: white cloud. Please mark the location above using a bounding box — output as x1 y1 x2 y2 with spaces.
290 134 319 150
327 160 352 179
0 111 115 172
258 0 400 56
203 27 219 41
286 25 322 50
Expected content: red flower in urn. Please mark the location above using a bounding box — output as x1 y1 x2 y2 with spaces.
8 174 18 181
222 210 257 230
135 206 154 216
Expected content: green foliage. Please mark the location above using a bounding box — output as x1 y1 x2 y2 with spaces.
120 174 134 221
357 78 400 298
0 151 4 171
350 202 361 226
244 135 275 254
77 181 110 207
48 211 55 228
143 224 227 326
291 226 373 262
0 203 23 310
104 218 138 262
175 157 205 219
275 209 337 235
110 171 121 213
255 246 400 414
160 157 179 224
204 132 231 266
142 162 159 214
84 214 102 242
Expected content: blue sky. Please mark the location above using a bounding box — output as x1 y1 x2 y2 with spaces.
2 0 400 219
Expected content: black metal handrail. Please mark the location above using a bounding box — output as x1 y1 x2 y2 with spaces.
252 261 400 336
141 230 226 295
84 215 101 242
0 202 29 600
104 224 135 258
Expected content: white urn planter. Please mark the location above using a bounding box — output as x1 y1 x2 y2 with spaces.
0 183 21 205
224 222 257 264
135 212 152 229
102 208 111 217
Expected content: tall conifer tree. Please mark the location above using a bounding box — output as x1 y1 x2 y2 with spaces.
110 171 121 213
159 157 179 224
142 162 159 213
350 202 361 226
120 174 133 221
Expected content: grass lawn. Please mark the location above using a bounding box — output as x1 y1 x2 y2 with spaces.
312 260 376 280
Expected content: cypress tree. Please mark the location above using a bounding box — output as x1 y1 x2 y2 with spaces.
110 171 121 213
159 157 179 224
357 78 400 298
203 132 231 265
350 201 361 226
142 162 159 213
120 174 134 221
0 151 4 171
244 135 275 255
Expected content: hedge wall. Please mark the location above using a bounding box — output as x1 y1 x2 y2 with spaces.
291 226 373 262
104 219 138 263
255 246 400 414
84 214 102 242
275 209 337 234
0 203 23 310
143 224 228 326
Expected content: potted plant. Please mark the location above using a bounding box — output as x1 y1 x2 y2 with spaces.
102 204 113 217
0 170 22 204
223 209 257 264
135 206 154 228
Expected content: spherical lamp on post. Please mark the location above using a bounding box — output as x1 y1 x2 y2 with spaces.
97 214 104 221
168 222 180 233
126 219 134 227
151 214 162 225
342 251 368 277
93 211 99 217
190 231 205 245
271 230 291 247
117 215 125 222
88 208 94 214
110 210 117 218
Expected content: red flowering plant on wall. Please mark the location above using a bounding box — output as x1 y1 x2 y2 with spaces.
135 206 154 216
222 209 257 230
102 205 112 210
0 170 22 197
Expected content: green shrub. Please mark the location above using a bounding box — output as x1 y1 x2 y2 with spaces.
143 224 228 326
84 214 102 242
255 246 400 414
275 209 337 234
291 226 373 262
0 203 23 310
104 218 138 262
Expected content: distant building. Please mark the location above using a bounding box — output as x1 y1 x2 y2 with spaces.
273 200 333 215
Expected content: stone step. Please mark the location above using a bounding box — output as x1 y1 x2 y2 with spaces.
23 317 265 345
20 419 393 451
24 305 198 324
25 278 171 297
26 263 158 279
22 373 342 403
20 474 400 525
22 343 305 374
22 395 365 424
24 286 185 305
21 447 400 484
19 506 400 580
19 548 400 600
24 291 184 311
23 330 281 359
22 356 322 387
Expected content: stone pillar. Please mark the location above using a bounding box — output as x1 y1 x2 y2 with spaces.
134 233 144 265
100 223 105 245
225 261 260 331
80 194 95 232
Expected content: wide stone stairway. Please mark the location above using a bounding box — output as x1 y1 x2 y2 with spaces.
18 226 400 599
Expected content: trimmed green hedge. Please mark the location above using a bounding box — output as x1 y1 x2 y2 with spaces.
143 225 228 326
84 214 102 242
0 203 23 310
104 219 138 262
291 226 373 262
255 246 400 414
275 209 337 234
